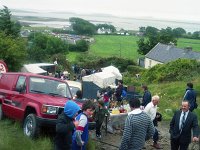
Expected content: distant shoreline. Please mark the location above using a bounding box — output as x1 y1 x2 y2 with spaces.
11 9 200 32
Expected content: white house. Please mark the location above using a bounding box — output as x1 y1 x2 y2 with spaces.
144 43 200 68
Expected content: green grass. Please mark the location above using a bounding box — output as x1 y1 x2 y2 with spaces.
0 120 53 150
177 38 200 51
147 79 200 121
89 35 141 60
67 35 200 63
0 119 98 150
66 51 83 63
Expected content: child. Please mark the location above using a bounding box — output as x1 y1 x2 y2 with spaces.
72 100 95 150
94 100 110 138
54 100 80 150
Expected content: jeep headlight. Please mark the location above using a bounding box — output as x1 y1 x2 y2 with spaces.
42 105 58 115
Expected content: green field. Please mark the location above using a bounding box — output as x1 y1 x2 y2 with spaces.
177 38 200 51
67 35 200 62
89 35 141 60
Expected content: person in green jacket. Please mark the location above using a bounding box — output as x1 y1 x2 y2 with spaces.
93 100 110 138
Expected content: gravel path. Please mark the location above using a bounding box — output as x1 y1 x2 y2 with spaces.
92 121 200 150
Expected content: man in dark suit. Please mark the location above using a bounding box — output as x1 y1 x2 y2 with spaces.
169 100 199 150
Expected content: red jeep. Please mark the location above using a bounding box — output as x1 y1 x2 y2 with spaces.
0 72 83 138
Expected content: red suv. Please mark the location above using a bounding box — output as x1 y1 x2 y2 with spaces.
0 72 83 138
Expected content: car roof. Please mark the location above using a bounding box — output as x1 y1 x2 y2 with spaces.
3 72 66 83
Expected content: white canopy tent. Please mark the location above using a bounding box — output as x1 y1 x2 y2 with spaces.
21 64 47 74
82 66 122 88
101 65 122 80
21 63 55 75
82 72 117 88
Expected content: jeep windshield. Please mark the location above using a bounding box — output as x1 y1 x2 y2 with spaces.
29 77 72 98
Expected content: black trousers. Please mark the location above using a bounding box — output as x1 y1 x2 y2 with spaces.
170 138 189 150
96 120 103 135
153 127 159 143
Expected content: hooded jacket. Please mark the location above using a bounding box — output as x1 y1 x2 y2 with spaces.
55 100 80 150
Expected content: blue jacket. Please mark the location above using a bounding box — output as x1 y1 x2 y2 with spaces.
183 88 197 111
142 90 152 107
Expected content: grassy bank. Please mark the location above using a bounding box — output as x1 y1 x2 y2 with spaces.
147 80 200 121
0 119 97 150
0 120 53 150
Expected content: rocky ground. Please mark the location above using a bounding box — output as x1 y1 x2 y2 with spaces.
91 121 200 150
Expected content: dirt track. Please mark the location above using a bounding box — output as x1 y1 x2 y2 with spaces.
92 121 200 150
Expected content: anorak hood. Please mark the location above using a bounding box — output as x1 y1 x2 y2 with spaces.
64 100 80 118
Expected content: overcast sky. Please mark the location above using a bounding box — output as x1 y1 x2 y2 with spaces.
1 0 200 22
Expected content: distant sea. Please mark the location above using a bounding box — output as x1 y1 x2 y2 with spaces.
12 10 200 33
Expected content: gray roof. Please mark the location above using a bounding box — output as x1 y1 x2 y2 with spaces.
145 43 200 63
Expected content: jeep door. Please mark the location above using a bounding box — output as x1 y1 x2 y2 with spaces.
4 76 26 120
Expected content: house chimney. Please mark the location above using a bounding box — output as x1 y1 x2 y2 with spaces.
168 42 175 46
184 46 192 51
184 46 192 52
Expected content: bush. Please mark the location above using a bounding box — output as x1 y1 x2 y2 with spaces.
69 40 89 52
127 65 145 75
76 54 136 72
51 53 72 72
141 59 200 83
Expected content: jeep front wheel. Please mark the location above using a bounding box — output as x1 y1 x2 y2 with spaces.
23 114 39 138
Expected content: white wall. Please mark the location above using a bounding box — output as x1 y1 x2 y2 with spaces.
144 57 163 68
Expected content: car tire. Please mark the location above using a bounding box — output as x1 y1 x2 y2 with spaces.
23 113 39 138
0 104 4 120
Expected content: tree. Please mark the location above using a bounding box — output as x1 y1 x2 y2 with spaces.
139 27 146 33
159 27 177 45
96 24 116 33
192 31 200 39
69 17 96 35
137 26 159 55
0 32 27 71
137 27 177 55
137 38 151 55
145 26 159 37
46 36 69 55
0 6 21 38
51 53 71 72
173 27 186 38
76 40 89 52
28 32 69 62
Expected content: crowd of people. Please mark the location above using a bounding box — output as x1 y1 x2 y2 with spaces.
54 82 199 150
120 82 199 150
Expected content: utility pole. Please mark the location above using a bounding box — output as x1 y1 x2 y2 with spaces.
119 42 121 58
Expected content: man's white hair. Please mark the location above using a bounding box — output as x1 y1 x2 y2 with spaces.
152 95 160 101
